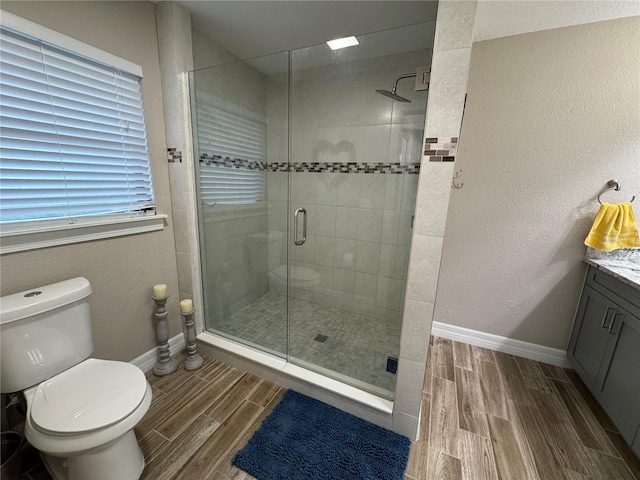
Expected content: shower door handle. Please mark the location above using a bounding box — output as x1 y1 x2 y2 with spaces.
294 208 307 245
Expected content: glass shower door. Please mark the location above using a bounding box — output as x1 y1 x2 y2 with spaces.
191 51 290 358
287 24 431 399
191 21 433 401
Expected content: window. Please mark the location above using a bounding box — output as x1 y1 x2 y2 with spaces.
195 95 266 206
0 12 164 253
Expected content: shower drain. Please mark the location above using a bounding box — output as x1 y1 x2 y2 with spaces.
314 334 328 343
386 357 398 374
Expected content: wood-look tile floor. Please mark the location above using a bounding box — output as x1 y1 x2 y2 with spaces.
406 337 640 480
20 338 640 480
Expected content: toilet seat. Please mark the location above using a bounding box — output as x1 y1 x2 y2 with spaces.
24 359 152 458
30 359 147 436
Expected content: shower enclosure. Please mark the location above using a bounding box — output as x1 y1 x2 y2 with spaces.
190 23 432 400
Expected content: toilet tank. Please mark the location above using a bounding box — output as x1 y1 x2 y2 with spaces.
0 277 94 393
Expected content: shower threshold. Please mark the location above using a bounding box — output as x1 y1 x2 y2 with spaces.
197 331 394 420
205 328 395 400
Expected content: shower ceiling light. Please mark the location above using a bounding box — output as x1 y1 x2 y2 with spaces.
326 36 359 50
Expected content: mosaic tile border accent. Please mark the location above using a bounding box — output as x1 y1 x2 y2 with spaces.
424 137 458 162
197 155 422 174
269 162 421 175
199 154 267 171
167 147 182 163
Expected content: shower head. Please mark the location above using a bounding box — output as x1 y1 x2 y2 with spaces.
376 72 418 103
376 89 411 103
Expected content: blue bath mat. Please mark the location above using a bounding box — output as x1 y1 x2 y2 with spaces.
233 390 411 480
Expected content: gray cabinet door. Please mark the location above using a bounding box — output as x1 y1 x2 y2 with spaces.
594 309 640 444
633 426 640 458
568 286 618 388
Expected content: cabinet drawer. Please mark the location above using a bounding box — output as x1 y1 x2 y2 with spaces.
587 266 640 312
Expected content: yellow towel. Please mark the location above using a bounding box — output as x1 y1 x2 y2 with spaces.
585 202 640 252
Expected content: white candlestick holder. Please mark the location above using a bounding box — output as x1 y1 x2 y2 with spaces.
152 294 178 376
181 308 203 371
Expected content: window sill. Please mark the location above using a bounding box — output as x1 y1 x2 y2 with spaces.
0 214 168 255
202 202 269 223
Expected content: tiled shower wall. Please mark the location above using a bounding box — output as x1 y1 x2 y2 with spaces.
201 205 270 326
267 171 418 322
191 43 272 325
264 50 431 323
155 2 201 329
392 0 478 438
159 0 477 439
290 50 431 166
194 47 432 326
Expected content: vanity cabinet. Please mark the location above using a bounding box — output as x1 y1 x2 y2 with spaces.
568 265 640 456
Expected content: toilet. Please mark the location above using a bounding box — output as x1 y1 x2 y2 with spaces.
247 230 321 294
271 264 321 289
0 277 152 480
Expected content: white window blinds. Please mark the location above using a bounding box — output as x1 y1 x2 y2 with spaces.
195 99 266 206
0 26 154 225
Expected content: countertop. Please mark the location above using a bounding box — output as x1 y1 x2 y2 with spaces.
584 258 640 291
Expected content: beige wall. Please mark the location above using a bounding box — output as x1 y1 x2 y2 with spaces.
0 1 182 361
434 16 640 350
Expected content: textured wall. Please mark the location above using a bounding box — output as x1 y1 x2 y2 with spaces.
434 16 640 350
0 1 181 361
473 0 640 42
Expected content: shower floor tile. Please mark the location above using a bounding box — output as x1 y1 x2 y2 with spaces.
210 292 400 396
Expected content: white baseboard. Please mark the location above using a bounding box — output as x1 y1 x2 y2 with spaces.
431 322 571 368
130 333 186 373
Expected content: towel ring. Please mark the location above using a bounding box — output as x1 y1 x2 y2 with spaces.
597 180 635 204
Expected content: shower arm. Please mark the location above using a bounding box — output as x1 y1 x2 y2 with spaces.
390 73 417 94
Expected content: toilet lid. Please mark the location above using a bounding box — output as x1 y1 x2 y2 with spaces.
30 358 147 435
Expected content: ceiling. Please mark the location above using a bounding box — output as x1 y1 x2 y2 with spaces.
176 1 439 59
174 0 639 59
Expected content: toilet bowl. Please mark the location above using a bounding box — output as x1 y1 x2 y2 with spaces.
246 230 321 291
24 359 152 479
0 278 152 480
270 264 321 289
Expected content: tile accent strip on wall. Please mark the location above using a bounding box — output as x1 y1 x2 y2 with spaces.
198 149 420 175
269 162 421 174
198 155 422 174
199 153 267 171
424 137 458 162
167 147 182 163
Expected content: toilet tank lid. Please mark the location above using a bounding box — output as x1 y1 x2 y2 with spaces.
0 277 92 325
